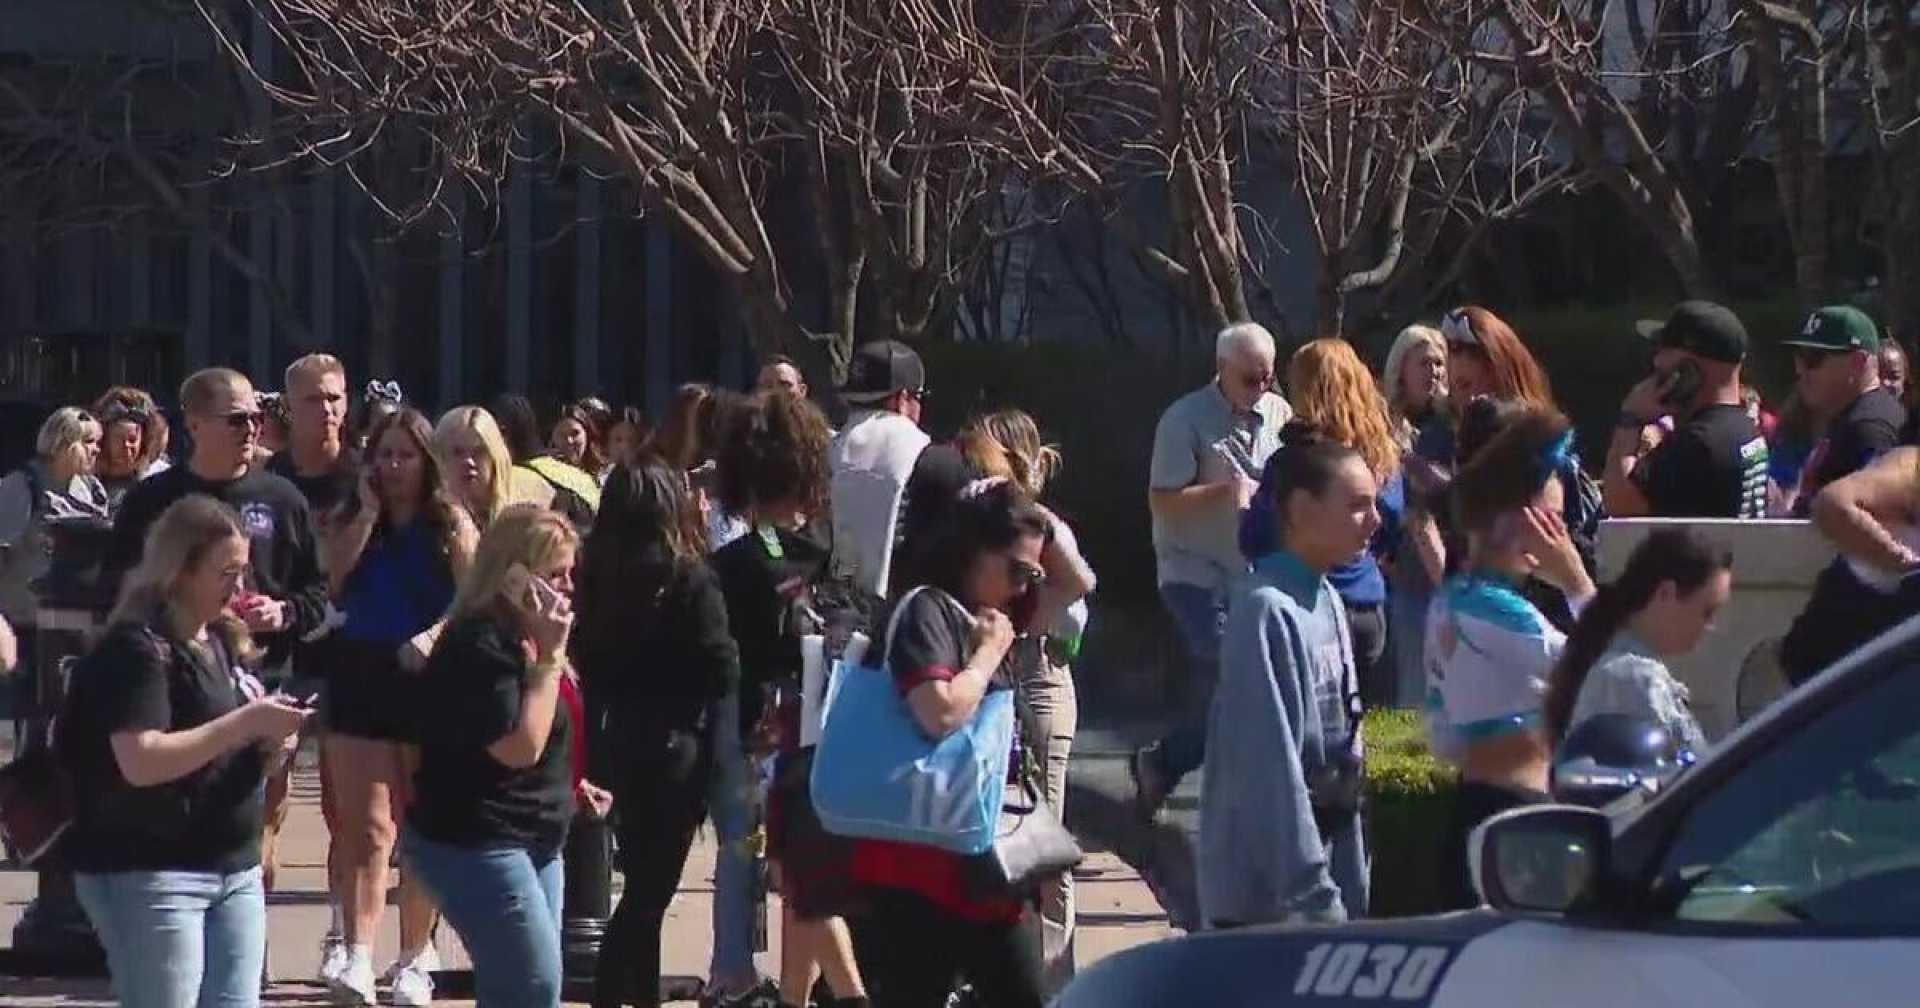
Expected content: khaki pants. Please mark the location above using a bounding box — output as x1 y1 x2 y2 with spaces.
1017 658 1078 994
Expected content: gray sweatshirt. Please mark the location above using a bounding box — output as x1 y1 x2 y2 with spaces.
1199 549 1368 927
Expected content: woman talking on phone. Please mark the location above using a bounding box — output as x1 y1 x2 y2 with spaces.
62 497 311 1008
1424 406 1596 909
319 408 478 1006
403 505 580 1008
573 461 741 1008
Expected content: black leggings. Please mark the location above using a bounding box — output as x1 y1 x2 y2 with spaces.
594 728 711 1008
851 888 1043 1008
1441 778 1550 910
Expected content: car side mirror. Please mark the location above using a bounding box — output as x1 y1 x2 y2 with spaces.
1471 805 1612 915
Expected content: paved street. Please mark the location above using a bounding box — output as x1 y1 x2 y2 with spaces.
1 740 1177 1006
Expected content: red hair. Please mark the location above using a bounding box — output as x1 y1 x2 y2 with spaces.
1454 306 1554 409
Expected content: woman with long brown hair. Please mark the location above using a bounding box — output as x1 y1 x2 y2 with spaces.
1286 338 1405 705
575 460 741 1008
319 408 478 1006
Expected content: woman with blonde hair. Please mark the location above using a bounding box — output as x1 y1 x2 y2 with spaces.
1287 338 1406 705
1378 326 1453 706
953 408 1095 994
0 406 110 675
403 505 581 1008
63 496 311 1008
434 407 554 529
1380 325 1449 454
317 408 479 1005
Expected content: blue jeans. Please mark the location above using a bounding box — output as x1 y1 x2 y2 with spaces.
75 866 267 1008
403 829 564 1008
707 691 760 988
1154 582 1228 785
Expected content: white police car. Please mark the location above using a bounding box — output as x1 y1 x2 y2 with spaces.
1056 616 1920 1006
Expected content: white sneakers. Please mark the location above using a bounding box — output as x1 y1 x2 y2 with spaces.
321 938 438 1006
317 934 347 986
329 946 378 1006
384 946 439 1008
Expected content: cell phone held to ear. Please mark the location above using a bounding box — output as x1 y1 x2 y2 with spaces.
1658 359 1703 411
502 563 540 613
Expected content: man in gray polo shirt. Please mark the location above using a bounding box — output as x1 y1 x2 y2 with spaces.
1133 322 1291 819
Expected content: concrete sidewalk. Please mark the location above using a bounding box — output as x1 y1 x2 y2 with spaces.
1 745 1176 1005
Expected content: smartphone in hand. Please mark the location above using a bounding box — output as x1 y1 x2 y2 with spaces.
502 563 539 613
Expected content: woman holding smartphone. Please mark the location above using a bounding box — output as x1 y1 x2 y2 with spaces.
319 408 478 1006
1423 405 1596 909
62 496 311 1008
573 461 741 1008
403 505 579 1008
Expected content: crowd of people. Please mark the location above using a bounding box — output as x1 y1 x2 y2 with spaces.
4 341 1101 1008
1143 299 1915 930
1 291 1912 1007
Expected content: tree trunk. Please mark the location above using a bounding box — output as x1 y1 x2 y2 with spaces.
1870 3 1920 341
1743 0 1830 306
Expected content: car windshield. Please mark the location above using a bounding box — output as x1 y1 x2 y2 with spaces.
1655 656 1920 930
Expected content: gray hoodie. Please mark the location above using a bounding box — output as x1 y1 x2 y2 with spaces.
1199 549 1368 927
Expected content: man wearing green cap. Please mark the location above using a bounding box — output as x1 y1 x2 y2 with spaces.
1786 305 1906 516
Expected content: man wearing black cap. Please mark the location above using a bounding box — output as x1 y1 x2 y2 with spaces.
827 339 973 599
1603 301 1770 518
1784 305 1905 516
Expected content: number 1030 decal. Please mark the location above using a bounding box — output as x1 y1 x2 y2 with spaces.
1292 942 1453 1002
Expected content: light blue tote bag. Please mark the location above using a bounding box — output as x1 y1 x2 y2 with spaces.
810 587 1016 855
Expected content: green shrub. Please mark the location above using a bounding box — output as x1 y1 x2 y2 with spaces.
1363 708 1456 918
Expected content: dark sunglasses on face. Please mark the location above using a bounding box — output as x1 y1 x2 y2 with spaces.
219 410 263 431
1008 557 1045 591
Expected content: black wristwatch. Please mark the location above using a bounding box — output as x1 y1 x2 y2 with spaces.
1617 412 1652 430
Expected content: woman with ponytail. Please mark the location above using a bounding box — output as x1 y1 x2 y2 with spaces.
1425 405 1596 909
1543 529 1728 753
1204 430 1377 929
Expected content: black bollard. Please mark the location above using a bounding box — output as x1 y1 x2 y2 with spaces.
560 808 613 996
7 518 116 975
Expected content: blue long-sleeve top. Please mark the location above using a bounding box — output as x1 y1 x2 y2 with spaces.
1200 549 1368 928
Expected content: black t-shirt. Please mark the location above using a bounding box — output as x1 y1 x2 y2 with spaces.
62 618 267 873
1632 404 1770 518
1795 386 1907 517
267 446 360 519
105 465 330 667
410 610 574 857
711 522 833 736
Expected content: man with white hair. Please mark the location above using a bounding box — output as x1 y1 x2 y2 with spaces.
1134 322 1292 822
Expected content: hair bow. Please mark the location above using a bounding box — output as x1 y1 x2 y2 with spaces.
959 476 1010 500
1441 309 1477 347
365 380 404 405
